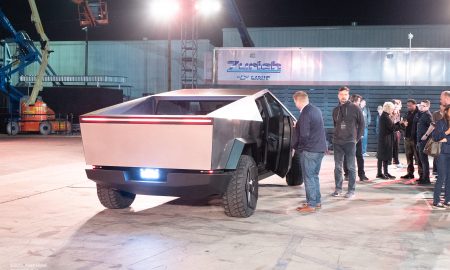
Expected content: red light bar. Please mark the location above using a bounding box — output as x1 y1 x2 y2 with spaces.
80 116 213 125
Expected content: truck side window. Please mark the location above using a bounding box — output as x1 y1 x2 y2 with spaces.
264 94 283 117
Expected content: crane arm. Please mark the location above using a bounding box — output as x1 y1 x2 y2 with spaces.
26 0 51 105
223 0 255 47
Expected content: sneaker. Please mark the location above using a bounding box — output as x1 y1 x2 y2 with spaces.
376 174 389 180
296 205 316 213
400 174 414 179
396 163 406 168
363 153 370 157
385 174 396 179
331 191 342 197
299 203 322 209
344 192 355 199
433 202 446 209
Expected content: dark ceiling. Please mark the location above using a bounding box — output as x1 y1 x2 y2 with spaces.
1 0 450 46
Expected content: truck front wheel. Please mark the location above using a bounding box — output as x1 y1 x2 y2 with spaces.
223 155 258 218
96 184 136 209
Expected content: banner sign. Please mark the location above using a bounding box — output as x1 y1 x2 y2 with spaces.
216 49 294 84
214 47 450 86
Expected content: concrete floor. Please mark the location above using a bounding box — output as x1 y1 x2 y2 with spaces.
1 136 450 270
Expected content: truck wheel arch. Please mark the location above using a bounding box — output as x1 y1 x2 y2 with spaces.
225 138 258 170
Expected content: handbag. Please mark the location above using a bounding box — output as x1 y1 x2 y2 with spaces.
423 138 441 158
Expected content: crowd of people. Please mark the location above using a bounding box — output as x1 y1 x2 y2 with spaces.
293 88 450 213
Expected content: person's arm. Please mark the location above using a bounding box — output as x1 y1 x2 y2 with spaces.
367 107 371 126
298 110 311 149
356 107 365 139
432 121 448 142
421 114 434 141
332 107 337 127
421 124 435 141
375 116 379 135
292 118 300 150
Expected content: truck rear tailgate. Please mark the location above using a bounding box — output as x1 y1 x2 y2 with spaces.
80 116 213 170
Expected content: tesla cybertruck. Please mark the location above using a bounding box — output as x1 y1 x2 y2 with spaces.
80 89 302 218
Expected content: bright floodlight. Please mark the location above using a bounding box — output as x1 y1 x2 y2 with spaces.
150 0 180 20
195 0 221 16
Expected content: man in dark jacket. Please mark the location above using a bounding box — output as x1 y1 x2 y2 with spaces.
292 91 327 213
416 100 433 185
332 87 365 199
343 94 369 181
401 99 422 179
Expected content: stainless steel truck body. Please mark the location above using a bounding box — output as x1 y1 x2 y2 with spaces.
81 89 302 217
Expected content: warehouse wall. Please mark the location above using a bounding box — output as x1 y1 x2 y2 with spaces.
17 40 214 98
269 86 445 152
223 25 450 48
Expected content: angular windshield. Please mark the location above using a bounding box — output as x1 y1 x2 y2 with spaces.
155 100 235 115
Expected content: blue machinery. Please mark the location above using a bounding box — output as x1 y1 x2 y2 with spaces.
0 7 59 114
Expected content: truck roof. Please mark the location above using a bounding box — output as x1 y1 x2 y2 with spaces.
153 88 267 97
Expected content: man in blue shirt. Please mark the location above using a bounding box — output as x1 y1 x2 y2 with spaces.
292 91 327 213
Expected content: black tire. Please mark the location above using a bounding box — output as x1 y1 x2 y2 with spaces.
286 151 303 186
6 121 19 135
39 121 52 135
96 184 136 209
223 155 258 218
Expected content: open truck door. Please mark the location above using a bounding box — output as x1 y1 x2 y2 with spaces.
264 94 293 177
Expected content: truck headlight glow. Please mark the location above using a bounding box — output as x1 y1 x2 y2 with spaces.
140 168 160 180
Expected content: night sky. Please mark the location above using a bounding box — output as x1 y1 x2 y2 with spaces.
1 0 450 46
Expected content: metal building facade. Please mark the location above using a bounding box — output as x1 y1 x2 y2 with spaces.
18 40 213 98
223 25 450 48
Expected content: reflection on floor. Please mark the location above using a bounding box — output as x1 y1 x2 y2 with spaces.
1 136 449 270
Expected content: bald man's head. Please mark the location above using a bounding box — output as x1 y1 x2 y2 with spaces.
441 90 450 106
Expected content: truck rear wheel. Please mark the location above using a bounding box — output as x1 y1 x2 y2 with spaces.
96 184 136 209
6 121 19 135
39 121 52 135
286 151 303 186
223 155 258 218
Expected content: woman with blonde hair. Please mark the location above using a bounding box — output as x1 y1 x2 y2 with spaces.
376 102 405 179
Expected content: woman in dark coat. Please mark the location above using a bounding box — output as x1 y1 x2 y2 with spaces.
377 102 403 179
431 105 450 208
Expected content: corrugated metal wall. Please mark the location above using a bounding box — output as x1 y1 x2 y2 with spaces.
269 86 445 152
17 40 213 98
223 25 450 48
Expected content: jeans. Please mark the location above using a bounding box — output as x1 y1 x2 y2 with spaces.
433 154 450 205
334 142 356 192
417 141 430 180
404 138 422 176
362 127 368 154
299 151 324 207
343 140 365 177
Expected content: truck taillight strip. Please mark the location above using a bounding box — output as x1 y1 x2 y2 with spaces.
80 117 213 125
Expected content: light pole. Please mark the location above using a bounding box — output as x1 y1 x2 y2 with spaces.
407 33 414 85
149 0 180 91
82 26 89 86
149 0 221 91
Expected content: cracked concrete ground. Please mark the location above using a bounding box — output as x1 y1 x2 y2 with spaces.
1 136 450 270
